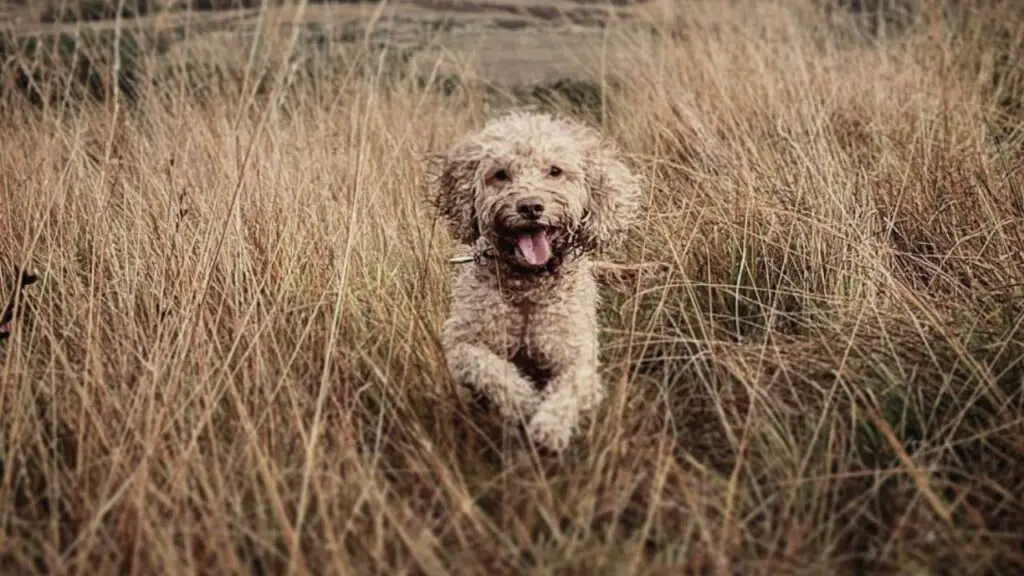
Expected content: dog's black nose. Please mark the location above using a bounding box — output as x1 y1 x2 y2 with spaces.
516 197 545 220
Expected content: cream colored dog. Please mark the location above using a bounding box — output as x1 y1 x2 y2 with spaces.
429 111 646 452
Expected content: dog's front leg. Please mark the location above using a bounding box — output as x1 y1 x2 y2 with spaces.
526 358 602 453
446 343 543 421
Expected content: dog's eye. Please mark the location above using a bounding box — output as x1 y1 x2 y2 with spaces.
492 169 509 182
548 165 563 177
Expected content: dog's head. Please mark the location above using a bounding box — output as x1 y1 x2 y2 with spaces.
428 112 641 271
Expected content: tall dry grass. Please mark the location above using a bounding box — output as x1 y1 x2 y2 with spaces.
1 0 1023 573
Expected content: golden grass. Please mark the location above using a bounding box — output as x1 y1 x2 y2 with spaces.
1 0 1023 573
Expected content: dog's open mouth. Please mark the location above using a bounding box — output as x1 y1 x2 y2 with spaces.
494 219 568 270
514 229 552 268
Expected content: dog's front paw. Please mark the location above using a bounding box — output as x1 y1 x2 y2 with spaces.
526 411 574 453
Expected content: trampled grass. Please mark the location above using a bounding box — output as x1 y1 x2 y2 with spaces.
1 0 1023 573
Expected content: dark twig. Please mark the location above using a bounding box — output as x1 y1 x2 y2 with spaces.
0 270 39 343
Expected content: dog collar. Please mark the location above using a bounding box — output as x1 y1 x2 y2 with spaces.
449 247 567 276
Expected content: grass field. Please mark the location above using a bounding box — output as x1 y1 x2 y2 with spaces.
1 0 1023 574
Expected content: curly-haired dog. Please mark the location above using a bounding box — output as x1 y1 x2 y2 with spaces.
429 111 646 453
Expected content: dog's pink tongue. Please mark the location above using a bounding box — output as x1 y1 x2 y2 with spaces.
516 231 551 267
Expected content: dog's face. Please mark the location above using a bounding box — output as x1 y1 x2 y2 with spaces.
429 112 641 271
474 131 591 270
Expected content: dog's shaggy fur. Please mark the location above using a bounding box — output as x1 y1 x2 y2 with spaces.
429 112 643 452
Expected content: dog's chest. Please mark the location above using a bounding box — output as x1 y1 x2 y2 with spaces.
503 303 557 390
500 290 584 389
452 262 595 388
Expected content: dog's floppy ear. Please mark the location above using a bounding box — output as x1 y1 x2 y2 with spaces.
427 135 484 246
579 134 642 252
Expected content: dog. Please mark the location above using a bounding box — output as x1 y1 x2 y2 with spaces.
429 111 651 452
